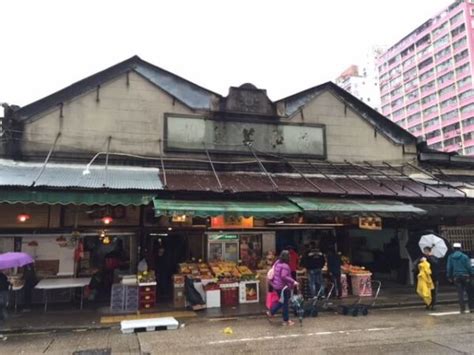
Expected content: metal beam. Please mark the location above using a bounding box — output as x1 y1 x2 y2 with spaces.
204 144 223 191
325 160 374 196
344 160 399 196
246 143 279 191
363 161 423 197
305 160 348 194
31 132 61 187
159 139 168 189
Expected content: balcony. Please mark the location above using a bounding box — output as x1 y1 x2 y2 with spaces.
444 143 462 153
427 135 443 145
406 117 423 129
424 124 441 135
442 129 461 141
441 116 461 128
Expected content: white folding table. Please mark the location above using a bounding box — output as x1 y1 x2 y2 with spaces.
35 277 91 312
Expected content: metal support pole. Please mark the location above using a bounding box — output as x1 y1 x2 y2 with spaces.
204 145 223 191
246 143 279 191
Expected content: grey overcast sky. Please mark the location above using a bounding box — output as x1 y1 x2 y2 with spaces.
0 0 452 106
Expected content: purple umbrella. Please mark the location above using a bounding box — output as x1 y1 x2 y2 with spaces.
0 252 34 269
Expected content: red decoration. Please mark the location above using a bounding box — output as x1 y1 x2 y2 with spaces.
27 240 38 247
17 213 31 223
101 216 113 225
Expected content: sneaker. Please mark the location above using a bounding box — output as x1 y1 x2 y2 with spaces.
266 311 274 318
283 320 295 326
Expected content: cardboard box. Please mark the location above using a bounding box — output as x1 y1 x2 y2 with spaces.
173 286 186 308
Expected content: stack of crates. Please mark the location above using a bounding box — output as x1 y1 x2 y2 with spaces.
110 284 139 312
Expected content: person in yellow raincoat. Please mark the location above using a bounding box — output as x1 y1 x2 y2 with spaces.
417 257 434 308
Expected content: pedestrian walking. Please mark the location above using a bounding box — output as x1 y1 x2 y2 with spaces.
267 250 298 326
447 243 473 313
327 248 342 298
301 242 325 298
22 263 37 311
422 246 440 310
416 257 434 308
0 271 11 341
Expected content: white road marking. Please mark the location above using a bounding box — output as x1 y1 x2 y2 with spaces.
429 311 461 316
208 327 394 345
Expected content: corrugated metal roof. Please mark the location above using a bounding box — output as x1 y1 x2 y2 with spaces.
160 169 464 198
0 159 162 190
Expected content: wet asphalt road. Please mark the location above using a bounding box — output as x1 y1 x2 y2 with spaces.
1 305 473 354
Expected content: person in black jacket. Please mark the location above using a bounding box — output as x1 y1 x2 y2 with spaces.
301 242 326 298
0 271 11 320
422 247 439 310
327 248 342 298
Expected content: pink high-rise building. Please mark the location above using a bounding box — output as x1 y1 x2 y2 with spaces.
377 0 474 155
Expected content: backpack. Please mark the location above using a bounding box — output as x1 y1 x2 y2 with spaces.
267 261 277 281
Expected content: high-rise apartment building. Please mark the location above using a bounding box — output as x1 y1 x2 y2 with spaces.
336 47 383 111
377 0 474 155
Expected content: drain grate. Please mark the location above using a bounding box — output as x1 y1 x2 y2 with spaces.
73 348 111 355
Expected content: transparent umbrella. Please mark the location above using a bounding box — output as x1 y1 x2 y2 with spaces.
418 234 448 258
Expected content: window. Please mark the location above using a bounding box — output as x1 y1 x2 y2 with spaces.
404 67 417 79
408 124 422 134
426 130 441 140
460 103 474 114
391 75 402 87
454 49 469 63
437 71 454 86
391 97 403 108
423 105 438 116
382 104 391 114
403 56 416 70
430 142 443 150
421 81 435 94
381 83 389 92
424 117 439 129
417 45 433 60
420 68 435 82
464 132 473 141
442 122 460 135
404 78 418 91
433 34 449 49
458 76 472 88
453 36 467 50
380 73 389 82
451 23 466 37
465 146 474 155
435 46 451 61
433 22 448 37
381 93 390 103
456 62 470 76
389 65 401 78
406 101 420 111
416 34 431 48
440 96 457 109
418 57 434 70
436 58 452 73
393 108 404 118
462 117 474 128
439 84 455 97
421 93 437 105
406 90 419 101
391 86 403 97
459 89 474 101
441 109 459 121
407 112 421 124
450 11 464 25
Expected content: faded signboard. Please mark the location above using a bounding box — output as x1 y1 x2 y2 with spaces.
165 115 325 158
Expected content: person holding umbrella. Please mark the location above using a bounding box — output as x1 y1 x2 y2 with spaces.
0 270 11 341
422 247 439 310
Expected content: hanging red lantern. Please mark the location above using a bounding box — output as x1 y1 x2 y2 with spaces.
101 216 113 225
17 213 31 223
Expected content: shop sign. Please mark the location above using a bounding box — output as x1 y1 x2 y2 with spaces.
359 217 382 230
211 215 253 229
209 234 239 241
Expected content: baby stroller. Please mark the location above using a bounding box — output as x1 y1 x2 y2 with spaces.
340 280 381 317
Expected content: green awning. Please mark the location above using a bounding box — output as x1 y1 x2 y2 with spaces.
0 190 154 206
288 197 426 217
153 198 302 218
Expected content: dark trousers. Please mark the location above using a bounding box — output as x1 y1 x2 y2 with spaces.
430 281 438 308
454 276 473 312
24 285 34 308
270 288 290 322
332 273 342 298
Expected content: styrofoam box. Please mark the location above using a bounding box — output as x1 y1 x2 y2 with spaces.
205 289 221 308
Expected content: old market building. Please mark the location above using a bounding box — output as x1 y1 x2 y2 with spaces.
0 55 473 309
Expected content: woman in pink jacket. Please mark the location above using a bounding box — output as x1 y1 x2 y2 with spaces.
268 250 298 326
